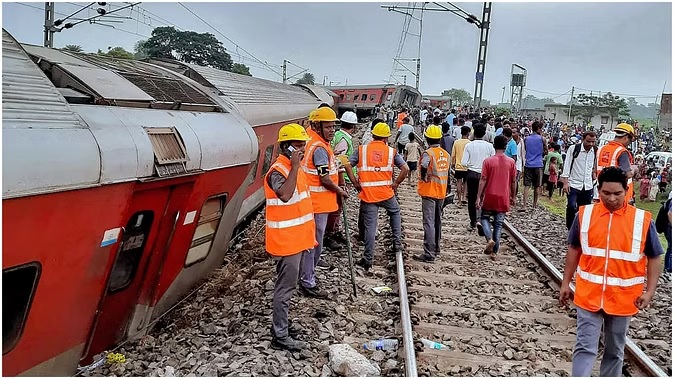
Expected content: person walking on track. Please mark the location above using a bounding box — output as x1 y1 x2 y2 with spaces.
451 126 471 206
521 121 546 210
476 135 517 259
596 123 637 205
559 167 663 377
264 123 316 351
300 107 348 298
413 125 450 263
560 131 598 229
460 123 495 231
349 122 409 272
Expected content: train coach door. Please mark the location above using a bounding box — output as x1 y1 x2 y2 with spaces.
83 182 193 363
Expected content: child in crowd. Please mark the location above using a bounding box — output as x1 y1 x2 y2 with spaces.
404 132 421 186
649 172 660 202
547 156 559 199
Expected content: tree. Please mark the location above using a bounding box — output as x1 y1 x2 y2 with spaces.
295 72 315 85
494 106 511 117
231 63 251 76
141 26 248 73
62 44 83 53
133 39 150 59
98 47 135 60
441 88 472 105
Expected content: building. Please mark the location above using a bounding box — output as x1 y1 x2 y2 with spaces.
659 93 671 132
544 103 619 129
520 108 546 119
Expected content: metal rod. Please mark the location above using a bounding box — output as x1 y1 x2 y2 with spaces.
396 248 417 377
503 219 668 377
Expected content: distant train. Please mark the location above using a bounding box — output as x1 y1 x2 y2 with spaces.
327 84 422 117
2 28 333 376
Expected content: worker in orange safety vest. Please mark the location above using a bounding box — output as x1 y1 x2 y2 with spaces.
595 123 637 204
264 123 316 351
560 166 663 376
413 125 450 263
300 106 348 298
346 122 409 271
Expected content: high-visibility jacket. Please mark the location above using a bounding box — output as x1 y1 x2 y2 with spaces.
574 202 651 316
396 112 408 129
418 146 450 199
357 141 395 203
331 129 356 183
263 155 317 256
597 141 634 201
302 128 339 213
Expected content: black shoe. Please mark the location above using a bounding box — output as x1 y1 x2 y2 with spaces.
442 194 454 209
272 335 307 351
270 324 303 338
299 284 328 299
331 232 349 245
476 223 485 237
316 258 331 270
356 257 372 271
323 238 342 251
413 254 435 263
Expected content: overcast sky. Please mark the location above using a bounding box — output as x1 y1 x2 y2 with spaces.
2 1 672 104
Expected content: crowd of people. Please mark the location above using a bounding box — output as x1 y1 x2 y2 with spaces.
262 103 670 377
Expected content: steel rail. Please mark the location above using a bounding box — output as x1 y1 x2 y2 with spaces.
396 248 418 377
503 219 667 377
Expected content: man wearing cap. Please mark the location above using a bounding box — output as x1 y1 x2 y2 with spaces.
350 122 409 271
264 124 316 351
596 123 637 205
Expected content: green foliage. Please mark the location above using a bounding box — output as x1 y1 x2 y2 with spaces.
441 88 471 104
494 106 511 117
98 47 135 60
295 72 315 85
133 39 150 59
570 92 630 124
231 63 252 76
62 44 83 53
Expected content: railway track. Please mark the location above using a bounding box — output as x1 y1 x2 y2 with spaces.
395 185 668 377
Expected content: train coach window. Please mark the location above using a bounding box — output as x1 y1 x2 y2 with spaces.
3 262 41 354
259 145 275 179
185 195 227 266
386 93 393 101
108 211 155 292
370 94 376 101
360 94 367 101
346 94 351 101
339 94 344 100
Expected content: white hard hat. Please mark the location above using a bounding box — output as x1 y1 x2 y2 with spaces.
340 111 358 125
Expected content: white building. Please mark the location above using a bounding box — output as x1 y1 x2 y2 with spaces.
544 103 619 129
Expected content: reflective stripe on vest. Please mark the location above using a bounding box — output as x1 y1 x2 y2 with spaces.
358 141 395 203
574 202 649 316
597 141 634 201
264 156 317 256
302 128 339 213
417 146 450 199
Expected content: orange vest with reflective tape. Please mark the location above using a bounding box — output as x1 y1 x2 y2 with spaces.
574 202 650 316
396 112 407 129
418 146 450 200
302 128 339 213
264 155 317 256
357 141 395 203
597 141 634 202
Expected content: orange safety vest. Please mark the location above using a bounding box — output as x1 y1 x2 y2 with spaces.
574 202 651 316
302 128 339 214
597 141 634 201
396 112 407 129
263 155 317 256
418 146 450 199
357 141 395 203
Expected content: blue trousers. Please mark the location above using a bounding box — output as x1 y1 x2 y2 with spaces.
665 226 672 273
480 210 505 254
572 307 630 377
300 212 328 288
566 187 594 229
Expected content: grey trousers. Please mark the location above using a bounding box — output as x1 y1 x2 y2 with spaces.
272 251 303 338
572 307 631 377
300 212 328 288
362 197 402 263
421 197 443 259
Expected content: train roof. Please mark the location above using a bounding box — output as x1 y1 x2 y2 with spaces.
325 84 398 90
3 29 258 199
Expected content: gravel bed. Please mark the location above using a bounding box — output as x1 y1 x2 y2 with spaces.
508 205 672 375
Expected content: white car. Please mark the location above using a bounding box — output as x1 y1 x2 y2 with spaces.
646 151 672 170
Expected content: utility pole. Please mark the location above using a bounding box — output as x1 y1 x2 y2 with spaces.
43 2 56 47
501 86 505 104
282 60 287 84
472 2 492 109
568 86 575 123
415 5 424 90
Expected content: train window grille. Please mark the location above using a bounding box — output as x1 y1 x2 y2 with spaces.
108 211 155 292
185 195 227 267
339 94 344 100
361 94 367 102
3 262 41 355
387 93 393 101
370 94 376 101
259 145 275 179
346 94 351 101
144 127 189 177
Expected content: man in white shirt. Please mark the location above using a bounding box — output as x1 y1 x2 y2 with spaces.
420 106 429 126
461 123 495 230
560 131 598 229
514 128 525 204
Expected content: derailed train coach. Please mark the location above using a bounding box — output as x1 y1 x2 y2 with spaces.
1 28 332 376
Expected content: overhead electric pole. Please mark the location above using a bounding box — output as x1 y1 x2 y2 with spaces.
43 2 56 47
568 86 575 122
472 2 492 109
282 60 287 84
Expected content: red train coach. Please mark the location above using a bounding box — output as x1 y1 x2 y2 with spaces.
2 28 330 376
328 84 422 117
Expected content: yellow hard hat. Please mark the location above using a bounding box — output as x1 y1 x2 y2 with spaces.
424 125 443 139
372 122 391 138
278 123 310 142
614 122 635 136
310 107 339 122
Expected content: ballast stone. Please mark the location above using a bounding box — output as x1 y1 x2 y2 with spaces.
328 344 381 377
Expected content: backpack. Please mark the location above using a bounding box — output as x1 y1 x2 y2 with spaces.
569 143 598 173
655 198 671 234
